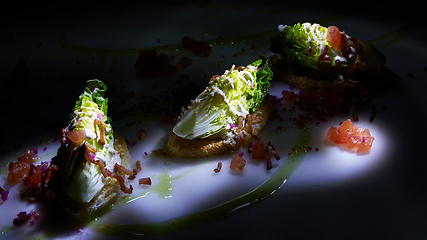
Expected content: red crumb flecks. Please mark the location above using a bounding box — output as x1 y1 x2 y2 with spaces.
181 37 212 57
114 163 133 176
214 162 222 173
179 56 193 68
138 177 152 186
326 119 375 153
267 142 281 161
249 138 281 170
13 210 40 226
251 138 266 160
282 90 298 103
230 153 246 171
7 149 55 203
135 160 142 172
22 162 50 187
160 112 176 125
135 48 178 80
136 128 146 141
113 173 133 194
0 186 8 204
128 160 142 180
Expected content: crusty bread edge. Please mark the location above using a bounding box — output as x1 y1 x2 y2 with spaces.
269 54 399 91
167 96 271 158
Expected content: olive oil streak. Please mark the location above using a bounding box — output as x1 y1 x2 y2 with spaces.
88 126 311 238
365 24 418 50
114 162 207 208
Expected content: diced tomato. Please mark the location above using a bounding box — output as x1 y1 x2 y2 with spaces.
327 119 375 153
338 119 353 133
347 135 362 149
66 129 86 143
18 149 36 163
358 136 375 153
22 164 43 186
7 149 51 186
251 139 266 160
340 126 362 143
326 26 341 50
326 126 341 144
7 162 31 185
361 128 372 138
230 153 246 171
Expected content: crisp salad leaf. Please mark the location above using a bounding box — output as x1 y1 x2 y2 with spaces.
66 79 121 203
270 22 385 74
73 79 109 123
173 58 272 140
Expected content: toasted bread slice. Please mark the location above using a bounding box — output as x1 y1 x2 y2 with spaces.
269 54 399 93
167 96 271 158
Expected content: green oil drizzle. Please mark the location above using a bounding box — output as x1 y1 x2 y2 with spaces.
57 27 276 57
115 172 174 209
87 126 311 238
114 161 207 209
56 10 349 58
150 173 174 199
365 24 419 49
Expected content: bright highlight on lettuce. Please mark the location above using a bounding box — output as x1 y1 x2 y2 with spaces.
270 22 385 76
173 58 272 140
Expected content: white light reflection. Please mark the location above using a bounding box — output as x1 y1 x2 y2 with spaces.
287 116 396 189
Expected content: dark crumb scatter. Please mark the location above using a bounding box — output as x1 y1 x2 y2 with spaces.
179 56 193 68
369 106 377 122
181 36 212 58
135 48 178 80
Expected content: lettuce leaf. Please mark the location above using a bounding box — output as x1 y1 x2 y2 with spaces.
173 58 272 140
65 79 120 203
